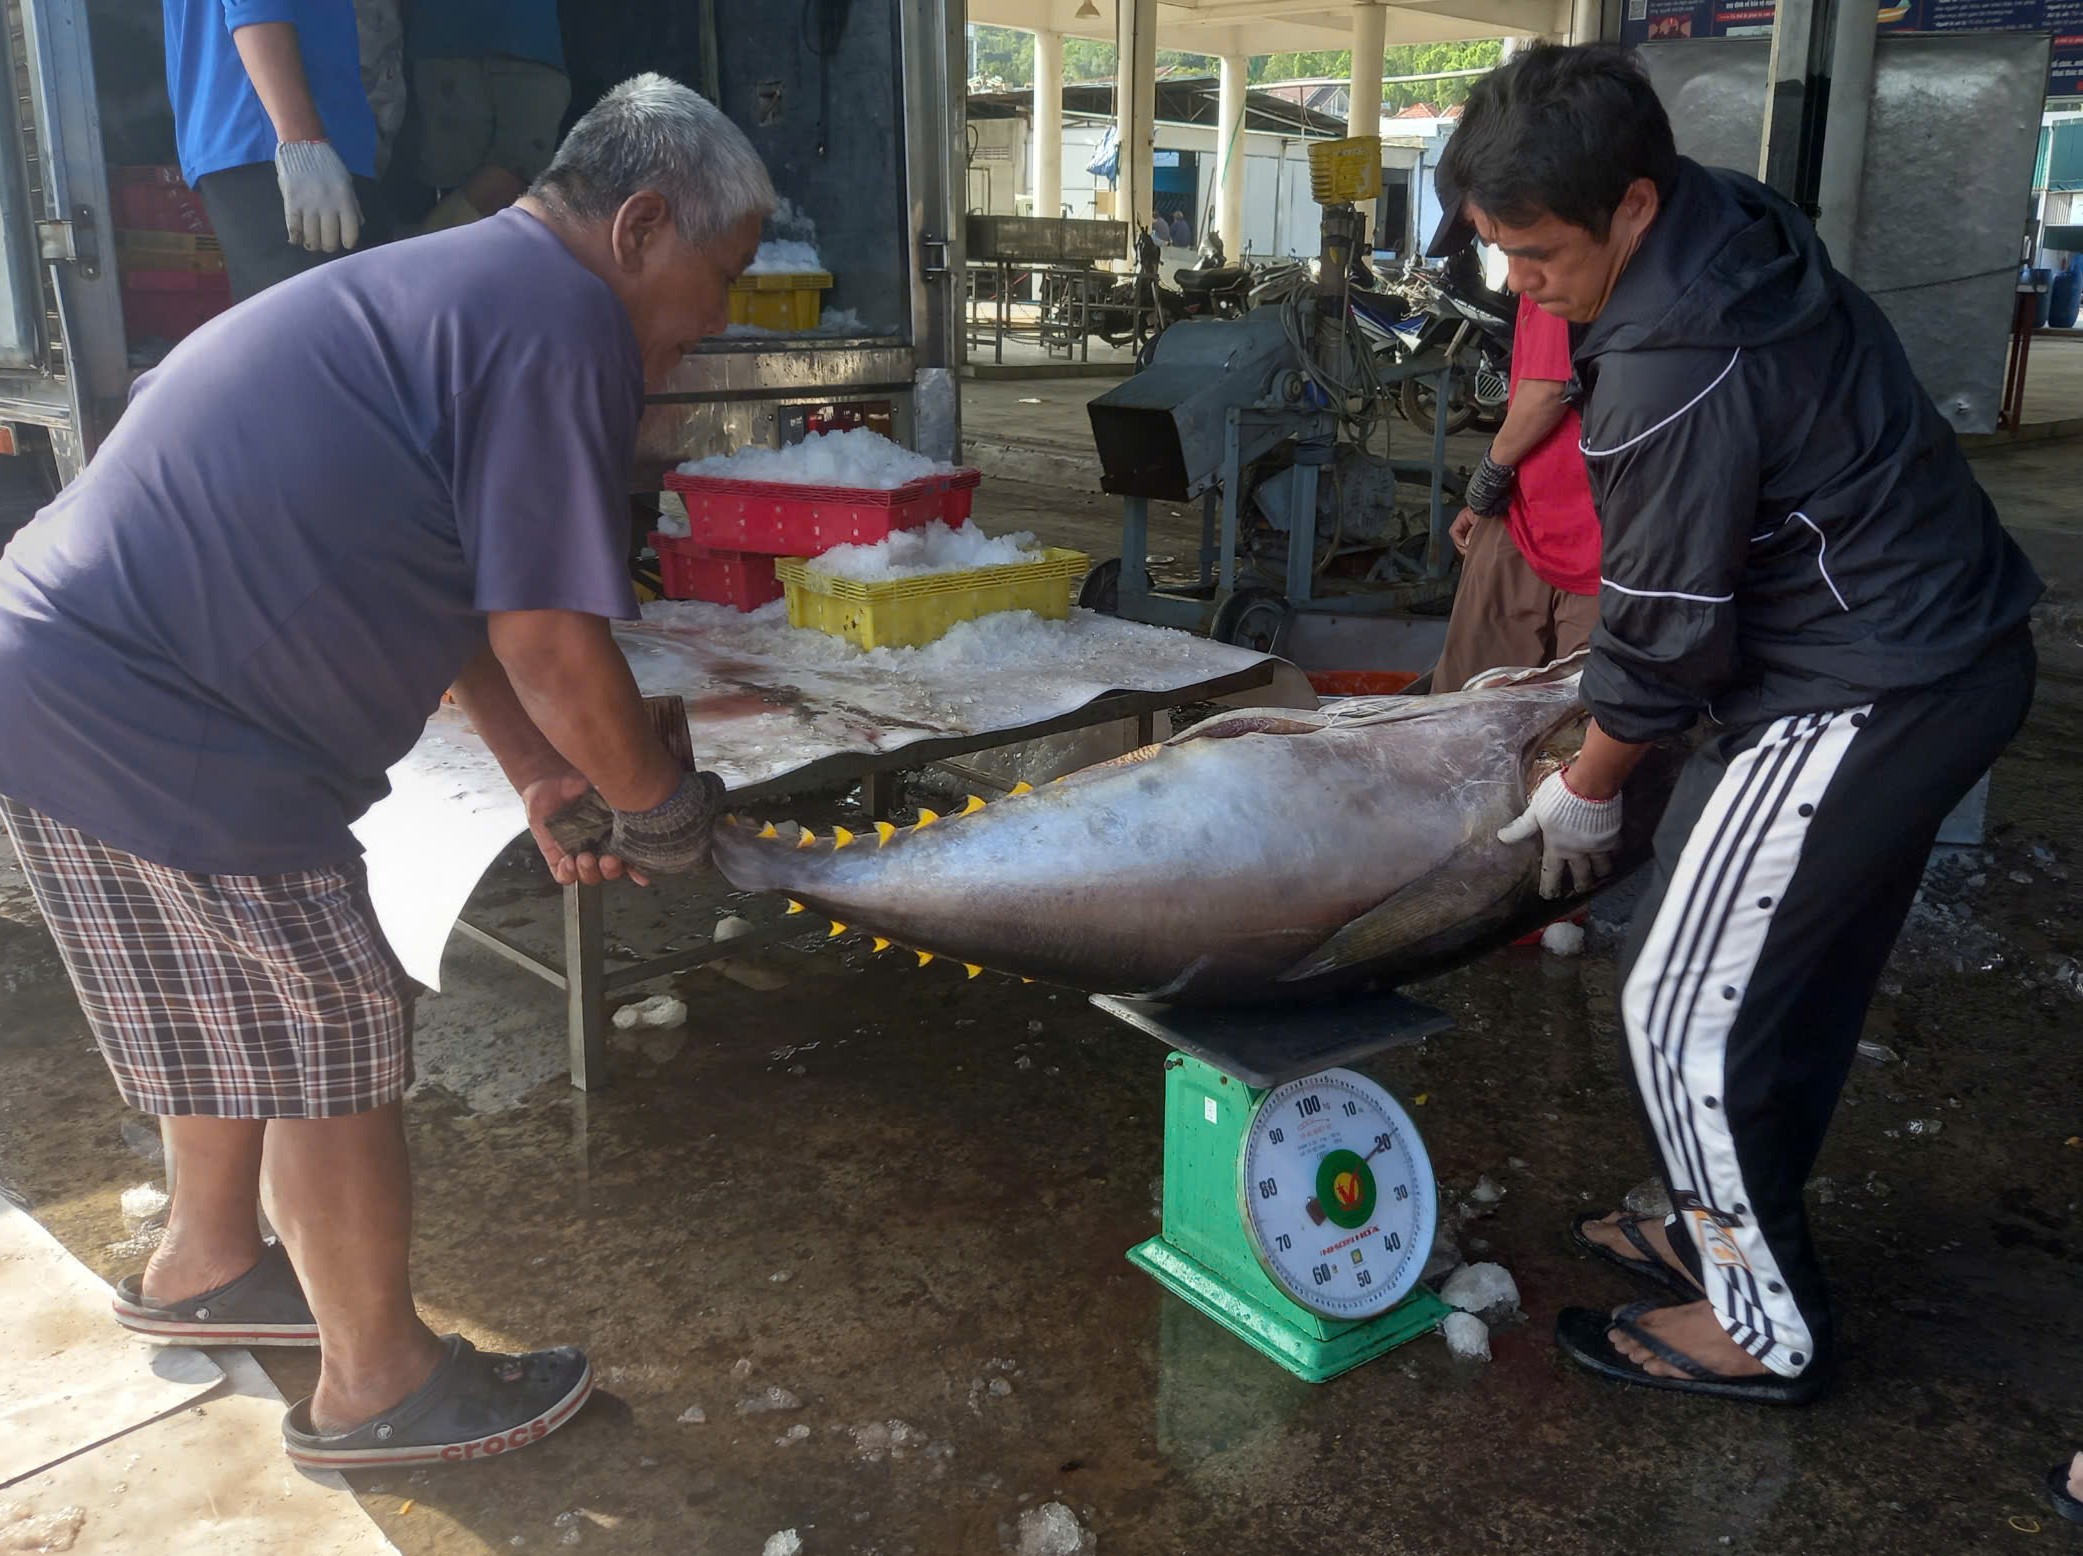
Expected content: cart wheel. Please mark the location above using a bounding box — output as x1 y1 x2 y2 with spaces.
1211 587 1294 657
1078 557 1123 614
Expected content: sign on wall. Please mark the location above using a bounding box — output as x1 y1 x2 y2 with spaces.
1624 0 2083 94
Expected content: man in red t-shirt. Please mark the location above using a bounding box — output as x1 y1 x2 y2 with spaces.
1431 291 1603 693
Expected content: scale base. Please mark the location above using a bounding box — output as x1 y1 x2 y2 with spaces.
1128 1236 1451 1384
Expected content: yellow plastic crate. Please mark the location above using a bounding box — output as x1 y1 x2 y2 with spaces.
1308 136 1383 205
777 548 1090 650
728 270 833 331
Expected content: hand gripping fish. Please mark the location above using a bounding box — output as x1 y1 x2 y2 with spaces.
710 660 1678 1004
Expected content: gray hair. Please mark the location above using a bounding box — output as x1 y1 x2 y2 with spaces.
532 73 776 245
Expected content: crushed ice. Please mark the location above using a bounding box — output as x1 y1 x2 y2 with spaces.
806 521 1044 584
1440 1260 1520 1319
1442 1311 1492 1361
677 427 949 490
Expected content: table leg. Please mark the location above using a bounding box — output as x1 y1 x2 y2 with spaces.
564 882 608 1091
861 770 893 820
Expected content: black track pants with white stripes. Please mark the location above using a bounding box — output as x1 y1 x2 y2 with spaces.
1617 628 2036 1378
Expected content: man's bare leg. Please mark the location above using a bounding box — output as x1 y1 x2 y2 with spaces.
142 1116 267 1303
262 1103 445 1431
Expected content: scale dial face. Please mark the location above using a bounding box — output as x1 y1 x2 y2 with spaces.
1238 1068 1436 1320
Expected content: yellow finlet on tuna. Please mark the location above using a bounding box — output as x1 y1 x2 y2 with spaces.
757 822 779 840
872 937 891 953
828 921 847 938
1009 782 1034 796
961 795 986 816
796 829 818 849
916 949 935 966
915 808 941 828
874 822 897 845
785 900 805 915
964 963 983 979
832 826 856 849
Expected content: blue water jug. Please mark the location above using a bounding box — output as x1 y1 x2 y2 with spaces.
2052 262 2082 330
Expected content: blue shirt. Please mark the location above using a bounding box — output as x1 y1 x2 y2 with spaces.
163 0 377 184
407 0 565 69
0 211 644 874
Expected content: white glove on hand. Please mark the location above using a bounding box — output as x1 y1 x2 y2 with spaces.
274 140 361 253
1498 768 1622 899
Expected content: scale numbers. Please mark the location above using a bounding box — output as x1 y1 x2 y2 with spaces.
1237 1069 1436 1320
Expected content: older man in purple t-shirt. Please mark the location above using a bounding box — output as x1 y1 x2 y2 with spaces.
0 74 772 1469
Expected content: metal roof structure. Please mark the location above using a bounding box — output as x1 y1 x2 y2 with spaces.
965 0 1563 56
966 76 1350 136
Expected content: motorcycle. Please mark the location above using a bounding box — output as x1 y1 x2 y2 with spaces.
1373 249 1515 436
1083 225 1187 356
1172 234 1254 321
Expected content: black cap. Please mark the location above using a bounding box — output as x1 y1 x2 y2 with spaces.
1426 167 1474 258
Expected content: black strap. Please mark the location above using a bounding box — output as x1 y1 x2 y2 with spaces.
1607 1301 1723 1382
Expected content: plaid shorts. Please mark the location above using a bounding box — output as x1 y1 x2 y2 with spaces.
0 798 415 1119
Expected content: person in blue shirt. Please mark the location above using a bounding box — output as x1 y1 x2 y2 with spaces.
163 0 380 300
410 0 571 230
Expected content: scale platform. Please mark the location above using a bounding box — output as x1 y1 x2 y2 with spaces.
1095 988 1455 1383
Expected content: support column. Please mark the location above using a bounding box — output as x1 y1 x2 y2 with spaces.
1034 28 1063 219
1814 0 1875 271
1347 2 1388 238
1758 0 1836 216
1217 52 1249 260
1115 0 1158 259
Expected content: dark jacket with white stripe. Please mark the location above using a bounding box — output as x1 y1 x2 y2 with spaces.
1572 158 2042 744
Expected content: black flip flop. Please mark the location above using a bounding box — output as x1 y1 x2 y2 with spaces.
281 1333 593 1469
1555 1300 1829 1406
1567 1211 1703 1302
2048 1461 2083 1524
112 1239 319 1347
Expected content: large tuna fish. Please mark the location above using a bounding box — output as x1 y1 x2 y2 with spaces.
710 666 1677 1003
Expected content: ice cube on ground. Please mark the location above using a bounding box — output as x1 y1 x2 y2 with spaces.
1440 1260 1520 1317
1469 1174 1505 1205
762 1532 804 1556
677 1404 706 1424
737 1385 804 1415
1442 1310 1492 1361
1015 1502 1092 1556
120 1183 169 1228
1541 920 1586 956
676 427 950 490
611 994 686 1031
776 1423 811 1445
806 521 1043 584
744 239 824 274
714 915 754 943
1623 1177 1672 1217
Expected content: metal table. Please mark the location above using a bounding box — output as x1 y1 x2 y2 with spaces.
450 662 1276 1092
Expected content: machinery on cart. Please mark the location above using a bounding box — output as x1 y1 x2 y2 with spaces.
1081 137 1464 658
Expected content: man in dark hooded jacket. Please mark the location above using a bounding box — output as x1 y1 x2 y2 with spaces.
1438 43 2040 1402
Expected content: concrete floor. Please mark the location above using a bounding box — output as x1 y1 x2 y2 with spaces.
3 409 2082 1554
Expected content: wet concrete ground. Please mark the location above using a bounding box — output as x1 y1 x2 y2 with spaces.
2 443 2081 1554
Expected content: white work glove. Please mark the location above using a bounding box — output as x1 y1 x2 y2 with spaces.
274 139 361 253
1498 768 1622 899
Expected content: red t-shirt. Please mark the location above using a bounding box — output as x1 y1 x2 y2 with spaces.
1504 295 1602 596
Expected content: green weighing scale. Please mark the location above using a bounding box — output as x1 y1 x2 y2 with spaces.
1094 990 1455 1383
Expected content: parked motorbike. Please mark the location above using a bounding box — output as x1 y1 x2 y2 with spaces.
1373 249 1515 436
1086 225 1187 356
1172 234 1254 321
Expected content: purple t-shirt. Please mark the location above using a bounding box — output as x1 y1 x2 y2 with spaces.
0 210 643 874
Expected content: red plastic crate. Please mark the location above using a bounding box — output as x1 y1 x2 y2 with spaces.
120 269 232 342
650 533 784 610
662 465 985 555
109 165 214 234
940 467 983 523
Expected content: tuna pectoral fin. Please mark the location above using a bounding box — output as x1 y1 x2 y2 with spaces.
1276 849 1512 984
